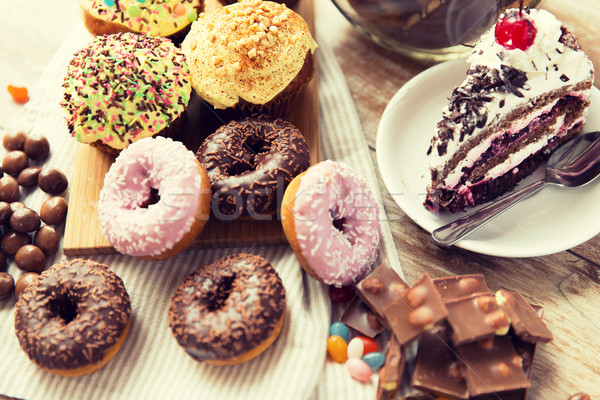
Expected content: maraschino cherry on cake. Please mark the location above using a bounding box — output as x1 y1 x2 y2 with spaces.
425 8 594 213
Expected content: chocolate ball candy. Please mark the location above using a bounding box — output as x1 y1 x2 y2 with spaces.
0 201 11 224
38 168 68 195
0 230 31 256
569 393 592 400
0 252 6 271
17 166 42 187
2 131 27 151
15 245 46 273
23 135 50 161
0 272 14 300
34 225 58 255
40 196 68 225
10 201 25 212
14 272 38 299
0 175 19 202
1 151 29 176
9 207 41 233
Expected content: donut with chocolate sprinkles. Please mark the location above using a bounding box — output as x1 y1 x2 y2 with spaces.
168 253 286 365
196 114 310 219
14 259 131 377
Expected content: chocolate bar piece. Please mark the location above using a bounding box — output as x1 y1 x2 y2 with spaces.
446 293 510 346
433 274 490 302
471 390 528 400
356 260 409 321
456 335 530 396
496 290 553 343
412 329 468 399
383 273 448 346
340 297 385 338
377 334 405 400
456 305 545 400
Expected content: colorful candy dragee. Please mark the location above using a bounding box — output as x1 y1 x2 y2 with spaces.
347 336 377 359
327 321 386 383
329 321 350 343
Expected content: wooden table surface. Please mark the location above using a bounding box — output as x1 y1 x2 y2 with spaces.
1 0 599 399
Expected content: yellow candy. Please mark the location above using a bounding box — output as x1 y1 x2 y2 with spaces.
327 335 348 363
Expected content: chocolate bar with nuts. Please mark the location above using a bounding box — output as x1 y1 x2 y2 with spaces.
433 274 490 302
412 328 469 399
382 273 449 346
377 334 405 400
355 260 409 322
496 290 553 343
340 296 385 338
456 335 531 396
445 293 511 346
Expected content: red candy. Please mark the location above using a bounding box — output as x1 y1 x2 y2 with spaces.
494 12 537 51
347 336 378 359
329 285 356 303
356 336 377 355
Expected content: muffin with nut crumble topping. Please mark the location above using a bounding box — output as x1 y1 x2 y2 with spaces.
181 0 317 118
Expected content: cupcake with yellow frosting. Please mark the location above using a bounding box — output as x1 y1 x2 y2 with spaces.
61 32 192 155
181 0 317 118
80 0 204 44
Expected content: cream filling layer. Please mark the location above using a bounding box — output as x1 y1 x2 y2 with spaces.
442 90 588 188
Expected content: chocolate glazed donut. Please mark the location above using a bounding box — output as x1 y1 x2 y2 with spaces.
168 253 286 365
196 114 310 219
14 259 131 376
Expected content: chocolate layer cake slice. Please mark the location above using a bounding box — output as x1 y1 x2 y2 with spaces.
425 8 594 213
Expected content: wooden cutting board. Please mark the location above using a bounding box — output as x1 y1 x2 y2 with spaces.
63 0 320 255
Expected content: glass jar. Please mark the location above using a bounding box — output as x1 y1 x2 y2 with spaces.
331 0 543 62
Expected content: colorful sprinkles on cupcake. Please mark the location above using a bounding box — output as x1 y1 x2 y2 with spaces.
80 0 201 37
61 32 191 151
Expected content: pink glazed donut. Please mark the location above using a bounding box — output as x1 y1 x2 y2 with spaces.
281 160 381 287
98 136 212 260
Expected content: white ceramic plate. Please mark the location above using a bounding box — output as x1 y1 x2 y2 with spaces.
376 59 600 258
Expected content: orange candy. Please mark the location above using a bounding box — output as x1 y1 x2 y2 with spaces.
327 335 348 363
173 3 186 16
7 85 29 104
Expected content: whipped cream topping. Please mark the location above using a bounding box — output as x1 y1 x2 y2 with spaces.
181 0 317 109
430 8 594 178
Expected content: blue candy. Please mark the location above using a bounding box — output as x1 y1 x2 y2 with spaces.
361 351 386 372
329 322 350 343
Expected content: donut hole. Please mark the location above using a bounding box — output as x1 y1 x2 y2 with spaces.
206 273 236 311
227 162 255 176
224 138 270 176
48 294 79 325
331 213 357 246
244 137 269 155
140 188 160 208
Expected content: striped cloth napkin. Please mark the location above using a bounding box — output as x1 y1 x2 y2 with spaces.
0 19 403 400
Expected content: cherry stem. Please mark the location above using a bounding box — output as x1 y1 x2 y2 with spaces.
519 0 524 17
